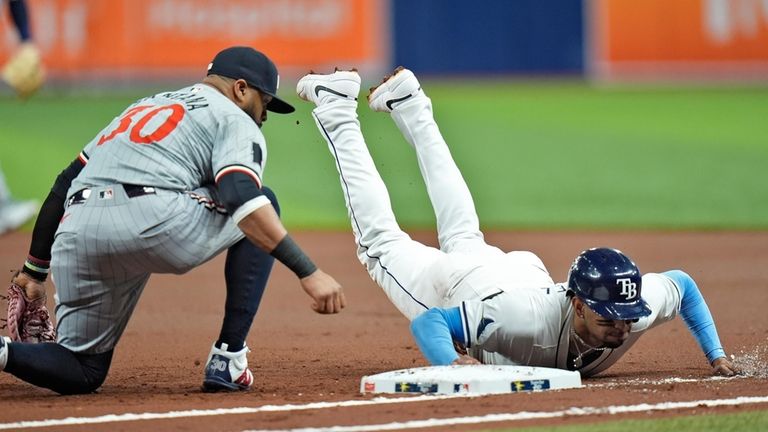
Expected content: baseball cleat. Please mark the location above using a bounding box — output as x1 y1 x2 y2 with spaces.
368 66 423 113
296 69 361 106
201 343 254 392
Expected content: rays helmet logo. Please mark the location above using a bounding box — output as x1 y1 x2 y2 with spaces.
567 247 652 320
617 277 638 300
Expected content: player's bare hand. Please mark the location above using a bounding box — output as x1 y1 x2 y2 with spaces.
711 356 740 377
451 355 481 365
11 271 46 300
300 269 347 314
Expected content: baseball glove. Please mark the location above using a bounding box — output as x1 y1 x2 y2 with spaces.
2 277 55 343
2 43 45 99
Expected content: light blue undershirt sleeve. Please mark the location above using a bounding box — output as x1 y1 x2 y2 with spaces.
663 270 726 363
410 307 466 365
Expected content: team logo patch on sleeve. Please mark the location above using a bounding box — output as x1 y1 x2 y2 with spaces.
476 317 494 338
252 142 263 164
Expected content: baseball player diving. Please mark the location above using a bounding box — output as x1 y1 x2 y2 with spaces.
296 67 738 377
0 46 346 395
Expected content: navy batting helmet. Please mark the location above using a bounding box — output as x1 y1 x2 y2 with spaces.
567 247 651 320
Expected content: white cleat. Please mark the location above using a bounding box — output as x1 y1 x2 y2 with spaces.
0 199 39 235
368 67 423 113
296 70 361 107
202 343 254 392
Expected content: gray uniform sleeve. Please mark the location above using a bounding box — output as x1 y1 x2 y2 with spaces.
212 113 267 185
211 113 269 222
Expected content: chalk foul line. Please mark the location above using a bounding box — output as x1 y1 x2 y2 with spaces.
0 393 766 430
244 395 768 432
0 394 467 430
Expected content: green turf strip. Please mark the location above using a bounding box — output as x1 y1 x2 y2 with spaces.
2 81 766 229
482 409 768 432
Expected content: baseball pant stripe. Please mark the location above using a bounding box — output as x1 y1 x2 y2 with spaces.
313 108 429 313
311 102 444 320
389 96 487 255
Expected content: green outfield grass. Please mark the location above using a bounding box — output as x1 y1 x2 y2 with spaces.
483 409 768 432
1 80 767 230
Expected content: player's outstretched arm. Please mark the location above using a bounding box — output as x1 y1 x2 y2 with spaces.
299 270 345 314
411 307 480 365
662 270 738 376
237 204 346 314
711 356 740 376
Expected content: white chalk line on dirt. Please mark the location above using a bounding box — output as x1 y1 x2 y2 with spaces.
586 375 742 388
0 394 469 430
0 389 765 430
243 396 768 432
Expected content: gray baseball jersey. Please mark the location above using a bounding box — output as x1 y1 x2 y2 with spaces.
72 85 267 202
53 84 268 353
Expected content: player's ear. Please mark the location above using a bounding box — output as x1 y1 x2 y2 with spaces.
234 79 248 101
572 297 585 319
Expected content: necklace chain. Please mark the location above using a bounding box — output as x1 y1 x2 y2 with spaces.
570 327 608 369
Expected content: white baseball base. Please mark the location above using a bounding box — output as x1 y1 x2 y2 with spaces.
360 365 582 395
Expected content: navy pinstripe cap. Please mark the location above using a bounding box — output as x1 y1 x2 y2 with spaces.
207 46 294 114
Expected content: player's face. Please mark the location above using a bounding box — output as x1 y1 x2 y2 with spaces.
243 86 271 128
582 304 634 349
230 79 270 128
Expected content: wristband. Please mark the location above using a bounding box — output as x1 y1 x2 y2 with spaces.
270 235 317 278
21 256 49 282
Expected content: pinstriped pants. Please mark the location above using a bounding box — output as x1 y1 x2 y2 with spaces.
52 184 243 354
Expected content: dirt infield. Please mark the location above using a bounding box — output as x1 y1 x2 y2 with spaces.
1 230 766 431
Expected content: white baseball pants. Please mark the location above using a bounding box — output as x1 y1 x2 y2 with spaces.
311 96 505 320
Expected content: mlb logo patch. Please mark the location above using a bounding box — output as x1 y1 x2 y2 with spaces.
99 188 114 200
453 383 470 393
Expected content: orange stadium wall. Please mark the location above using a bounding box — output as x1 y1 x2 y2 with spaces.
0 0 390 81
588 0 768 80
